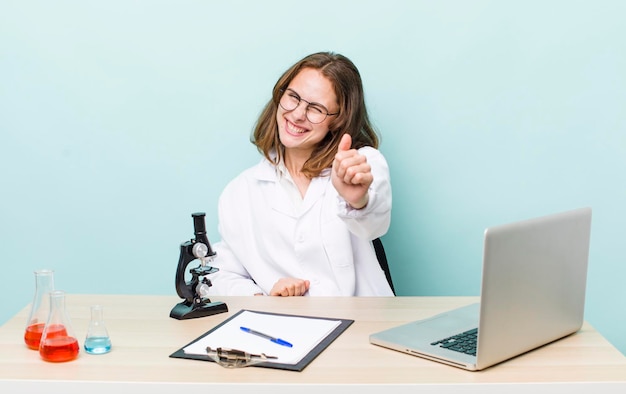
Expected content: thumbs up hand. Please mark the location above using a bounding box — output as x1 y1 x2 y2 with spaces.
331 133 372 209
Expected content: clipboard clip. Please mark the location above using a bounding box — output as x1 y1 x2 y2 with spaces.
206 346 277 368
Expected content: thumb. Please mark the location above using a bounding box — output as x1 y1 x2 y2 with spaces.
338 133 352 152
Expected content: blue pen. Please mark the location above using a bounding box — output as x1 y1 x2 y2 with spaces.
240 326 293 347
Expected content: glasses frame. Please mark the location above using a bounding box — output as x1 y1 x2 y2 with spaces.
278 88 339 124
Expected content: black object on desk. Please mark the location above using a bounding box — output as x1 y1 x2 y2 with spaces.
170 212 228 320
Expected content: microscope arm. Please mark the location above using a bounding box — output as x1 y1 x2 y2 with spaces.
174 242 196 303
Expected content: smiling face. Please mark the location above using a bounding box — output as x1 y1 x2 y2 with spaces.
276 67 339 162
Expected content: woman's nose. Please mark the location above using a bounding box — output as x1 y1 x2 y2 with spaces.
291 101 308 121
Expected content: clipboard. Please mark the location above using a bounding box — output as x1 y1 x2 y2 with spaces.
169 309 354 371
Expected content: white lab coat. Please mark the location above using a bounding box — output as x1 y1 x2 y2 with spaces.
207 146 393 296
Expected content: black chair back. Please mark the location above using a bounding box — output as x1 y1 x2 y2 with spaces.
373 238 395 295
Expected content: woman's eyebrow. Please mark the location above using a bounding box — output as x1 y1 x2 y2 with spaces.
286 88 329 109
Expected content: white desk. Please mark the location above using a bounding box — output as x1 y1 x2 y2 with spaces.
1 294 625 393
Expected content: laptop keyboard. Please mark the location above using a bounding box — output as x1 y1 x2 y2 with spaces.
430 328 478 356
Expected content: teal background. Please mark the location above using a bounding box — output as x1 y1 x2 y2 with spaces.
1 1 624 355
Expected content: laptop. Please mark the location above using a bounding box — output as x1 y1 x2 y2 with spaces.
369 207 592 371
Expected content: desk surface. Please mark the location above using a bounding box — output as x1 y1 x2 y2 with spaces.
1 295 625 393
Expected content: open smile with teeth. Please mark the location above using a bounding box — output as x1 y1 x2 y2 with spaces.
287 120 308 134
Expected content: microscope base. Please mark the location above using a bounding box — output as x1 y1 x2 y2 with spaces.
170 300 228 320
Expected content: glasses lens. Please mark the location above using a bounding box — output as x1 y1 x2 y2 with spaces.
306 106 326 124
279 91 299 111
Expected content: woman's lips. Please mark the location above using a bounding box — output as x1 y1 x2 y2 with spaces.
286 119 307 135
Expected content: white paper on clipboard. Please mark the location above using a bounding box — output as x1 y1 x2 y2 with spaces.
183 310 342 365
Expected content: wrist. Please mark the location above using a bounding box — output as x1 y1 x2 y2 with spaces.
348 194 369 210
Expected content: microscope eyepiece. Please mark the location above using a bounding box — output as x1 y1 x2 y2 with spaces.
192 212 207 235
191 212 215 257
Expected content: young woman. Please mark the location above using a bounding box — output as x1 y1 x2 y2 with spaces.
207 52 393 296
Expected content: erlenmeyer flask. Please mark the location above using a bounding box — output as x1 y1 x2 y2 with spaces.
24 269 55 350
39 290 80 362
84 305 112 354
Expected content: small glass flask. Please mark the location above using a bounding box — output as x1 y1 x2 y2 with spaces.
39 290 80 362
24 269 55 350
84 305 112 354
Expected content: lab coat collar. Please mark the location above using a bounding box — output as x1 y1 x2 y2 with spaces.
250 156 333 218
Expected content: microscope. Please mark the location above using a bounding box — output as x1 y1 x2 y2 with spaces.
170 212 228 320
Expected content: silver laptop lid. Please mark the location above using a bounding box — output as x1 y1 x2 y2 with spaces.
475 207 592 370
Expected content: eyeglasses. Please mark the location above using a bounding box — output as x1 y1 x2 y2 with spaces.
278 88 339 124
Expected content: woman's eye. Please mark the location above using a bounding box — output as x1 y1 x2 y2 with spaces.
309 105 324 114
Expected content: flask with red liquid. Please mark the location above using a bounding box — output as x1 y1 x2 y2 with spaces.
24 269 55 350
39 290 80 362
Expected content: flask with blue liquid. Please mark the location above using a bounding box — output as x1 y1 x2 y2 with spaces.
84 305 112 354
